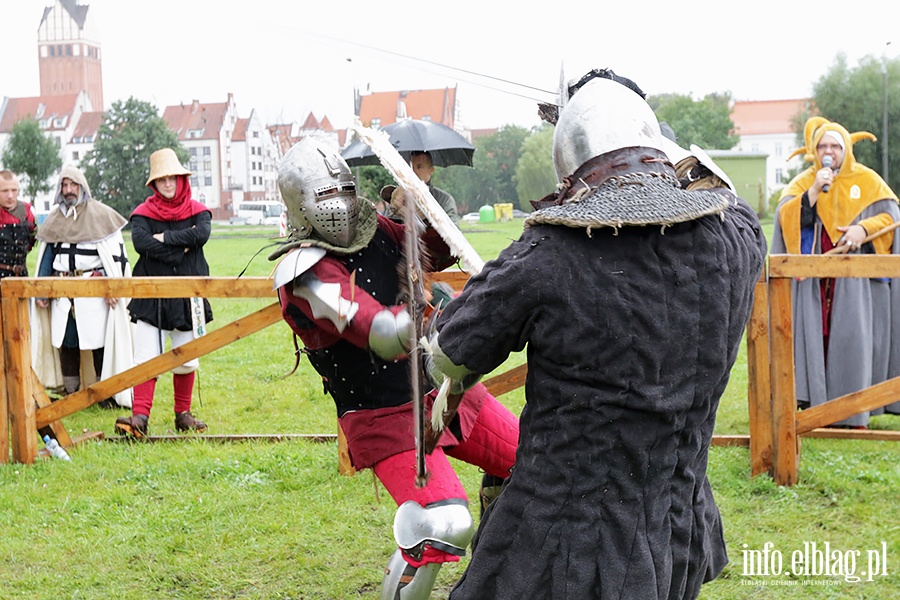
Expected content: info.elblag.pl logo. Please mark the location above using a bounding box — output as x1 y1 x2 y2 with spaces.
741 541 889 585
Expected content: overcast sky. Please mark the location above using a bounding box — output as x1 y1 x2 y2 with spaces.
3 0 896 131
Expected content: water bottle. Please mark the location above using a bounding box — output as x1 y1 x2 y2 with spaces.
43 435 71 461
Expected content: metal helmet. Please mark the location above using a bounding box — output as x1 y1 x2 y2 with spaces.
552 77 664 181
277 138 359 247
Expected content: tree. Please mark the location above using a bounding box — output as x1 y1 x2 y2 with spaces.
82 97 185 216
351 165 395 205
1 117 62 203
812 53 900 193
515 125 556 211
650 92 739 150
438 125 530 213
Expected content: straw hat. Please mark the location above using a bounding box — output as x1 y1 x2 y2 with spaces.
146 148 191 186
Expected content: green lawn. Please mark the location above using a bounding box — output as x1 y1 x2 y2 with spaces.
2 218 898 599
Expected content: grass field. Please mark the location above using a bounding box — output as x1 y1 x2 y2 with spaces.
1 218 898 599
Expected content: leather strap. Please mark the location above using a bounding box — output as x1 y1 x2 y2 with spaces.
531 147 673 211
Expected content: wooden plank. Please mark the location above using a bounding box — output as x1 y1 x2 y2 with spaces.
796 376 900 434
4 297 36 464
768 277 799 486
0 292 7 464
711 435 751 447
429 270 471 291
746 275 773 476
768 254 900 279
802 428 900 441
32 370 72 448
35 303 283 428
0 276 277 300
483 364 528 397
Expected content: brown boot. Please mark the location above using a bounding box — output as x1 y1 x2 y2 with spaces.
175 411 207 433
115 414 149 438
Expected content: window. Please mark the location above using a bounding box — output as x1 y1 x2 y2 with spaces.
72 151 79 161
775 169 784 184
190 176 199 187
774 143 783 158
189 148 197 156
371 118 381 129
203 147 210 156
751 143 760 153
205 176 212 186
253 131 259 138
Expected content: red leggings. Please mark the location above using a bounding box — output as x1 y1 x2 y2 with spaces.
373 394 518 565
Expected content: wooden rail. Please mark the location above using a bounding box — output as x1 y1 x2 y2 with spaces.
5 259 899 484
0 272 473 465
749 254 900 485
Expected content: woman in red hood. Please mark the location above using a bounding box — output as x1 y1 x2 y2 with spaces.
115 148 213 438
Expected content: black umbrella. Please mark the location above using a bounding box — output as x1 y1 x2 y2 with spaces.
341 119 475 168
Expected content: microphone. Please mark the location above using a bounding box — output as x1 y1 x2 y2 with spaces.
822 155 834 193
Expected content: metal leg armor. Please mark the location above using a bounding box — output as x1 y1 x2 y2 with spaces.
379 549 442 600
379 499 475 600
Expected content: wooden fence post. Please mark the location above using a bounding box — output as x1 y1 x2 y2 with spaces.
746 273 772 476
768 276 799 485
3 296 37 464
0 290 7 464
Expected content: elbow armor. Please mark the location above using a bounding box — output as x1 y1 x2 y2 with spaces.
368 309 413 360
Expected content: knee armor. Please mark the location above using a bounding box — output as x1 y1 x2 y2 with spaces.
379 499 474 600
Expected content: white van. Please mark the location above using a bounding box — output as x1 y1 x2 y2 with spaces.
232 201 284 226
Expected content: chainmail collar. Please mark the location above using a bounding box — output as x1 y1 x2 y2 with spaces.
526 146 732 233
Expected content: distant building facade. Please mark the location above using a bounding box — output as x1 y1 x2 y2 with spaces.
357 87 463 131
731 98 812 197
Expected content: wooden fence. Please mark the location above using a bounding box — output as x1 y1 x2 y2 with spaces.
2 258 899 486
748 254 900 485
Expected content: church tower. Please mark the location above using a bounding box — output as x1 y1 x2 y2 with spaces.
37 0 104 111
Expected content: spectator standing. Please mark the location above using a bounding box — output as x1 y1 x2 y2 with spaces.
0 170 37 278
32 165 133 409
382 150 460 226
114 148 212 437
772 117 900 427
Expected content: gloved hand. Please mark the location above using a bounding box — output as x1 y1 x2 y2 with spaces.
429 281 455 310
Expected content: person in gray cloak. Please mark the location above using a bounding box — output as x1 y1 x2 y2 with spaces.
772 116 900 428
426 74 767 599
31 165 134 409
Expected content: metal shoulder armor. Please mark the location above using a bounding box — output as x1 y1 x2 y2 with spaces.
272 246 327 290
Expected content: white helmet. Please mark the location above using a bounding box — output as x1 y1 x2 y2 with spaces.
277 138 359 248
552 77 664 181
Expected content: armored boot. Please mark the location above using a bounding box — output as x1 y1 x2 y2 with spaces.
175 411 207 433
114 414 149 438
379 549 441 600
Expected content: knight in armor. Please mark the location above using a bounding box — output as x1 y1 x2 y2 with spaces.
114 148 212 438
31 165 134 409
269 138 519 600
0 170 37 278
428 73 768 599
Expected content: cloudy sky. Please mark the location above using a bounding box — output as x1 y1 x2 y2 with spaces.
3 0 895 131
